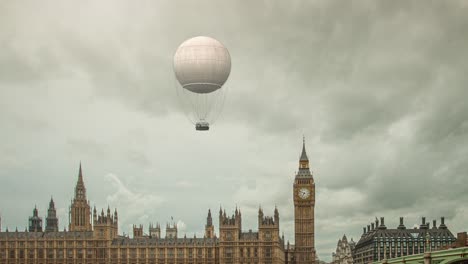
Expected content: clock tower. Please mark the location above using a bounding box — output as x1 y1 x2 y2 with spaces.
293 137 315 264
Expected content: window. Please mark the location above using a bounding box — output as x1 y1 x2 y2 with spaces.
225 248 233 258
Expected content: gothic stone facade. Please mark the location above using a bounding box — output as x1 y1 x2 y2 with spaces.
0 142 315 264
331 235 355 264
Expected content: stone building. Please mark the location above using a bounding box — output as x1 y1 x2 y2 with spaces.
332 235 354 264
0 140 316 264
353 217 456 264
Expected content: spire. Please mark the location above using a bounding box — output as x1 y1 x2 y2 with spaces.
79 162 83 182
49 197 55 209
297 137 312 177
300 136 308 162
206 209 213 226
74 162 86 200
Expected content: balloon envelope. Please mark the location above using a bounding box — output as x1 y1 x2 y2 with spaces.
173 36 231 94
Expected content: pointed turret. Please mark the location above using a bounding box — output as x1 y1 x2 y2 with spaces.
75 162 86 200
296 137 312 178
207 209 213 227
205 209 214 239
93 206 97 222
45 197 59 232
28 206 43 232
300 136 309 162
274 206 279 223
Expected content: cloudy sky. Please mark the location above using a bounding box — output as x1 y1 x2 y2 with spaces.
1 0 468 261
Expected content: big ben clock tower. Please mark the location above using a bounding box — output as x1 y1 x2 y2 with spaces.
293 137 316 264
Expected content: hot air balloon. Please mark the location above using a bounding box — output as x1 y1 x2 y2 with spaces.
173 36 231 131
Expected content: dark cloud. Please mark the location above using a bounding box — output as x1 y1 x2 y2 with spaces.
1 1 468 262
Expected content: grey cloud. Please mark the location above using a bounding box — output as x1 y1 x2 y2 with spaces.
1 1 468 262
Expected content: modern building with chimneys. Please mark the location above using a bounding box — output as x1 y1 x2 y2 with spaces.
353 216 456 264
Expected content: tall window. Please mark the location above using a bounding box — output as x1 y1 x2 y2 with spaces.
225 248 233 258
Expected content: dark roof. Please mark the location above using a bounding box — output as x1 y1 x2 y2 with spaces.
240 231 259 240
110 237 218 246
354 228 456 249
0 231 94 239
296 168 313 178
300 140 308 161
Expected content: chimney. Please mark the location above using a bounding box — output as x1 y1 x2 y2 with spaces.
371 223 375 230
398 217 406 230
432 220 437 229
439 217 447 229
420 217 429 229
379 217 386 229
367 225 370 233
363 227 366 234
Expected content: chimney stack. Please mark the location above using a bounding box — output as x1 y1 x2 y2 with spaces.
420 217 429 229
439 217 447 229
398 217 406 229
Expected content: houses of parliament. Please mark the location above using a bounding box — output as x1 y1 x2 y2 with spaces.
0 142 316 264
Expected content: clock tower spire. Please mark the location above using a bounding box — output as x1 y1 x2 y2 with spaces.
293 137 316 264
300 135 309 169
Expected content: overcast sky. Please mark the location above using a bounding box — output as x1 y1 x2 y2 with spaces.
1 0 468 261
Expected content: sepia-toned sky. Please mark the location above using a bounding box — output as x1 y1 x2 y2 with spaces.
1 0 468 261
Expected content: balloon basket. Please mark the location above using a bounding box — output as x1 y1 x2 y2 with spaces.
195 121 210 131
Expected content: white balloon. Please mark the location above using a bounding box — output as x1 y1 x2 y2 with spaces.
173 36 231 94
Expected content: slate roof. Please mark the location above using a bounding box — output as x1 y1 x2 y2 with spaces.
110 237 219 246
355 226 456 249
240 231 259 240
0 231 94 239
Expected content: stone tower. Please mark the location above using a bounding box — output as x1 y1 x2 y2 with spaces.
219 206 242 264
149 223 161 238
258 206 280 243
293 138 316 264
93 206 118 239
205 209 215 238
28 206 43 232
69 163 92 231
166 220 178 239
45 197 59 232
133 224 143 238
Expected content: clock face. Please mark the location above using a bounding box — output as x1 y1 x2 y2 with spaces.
298 188 310 199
